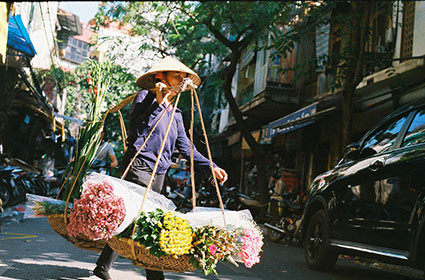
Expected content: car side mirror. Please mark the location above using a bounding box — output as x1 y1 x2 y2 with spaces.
344 142 361 161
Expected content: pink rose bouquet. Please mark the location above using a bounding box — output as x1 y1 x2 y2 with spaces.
67 179 126 240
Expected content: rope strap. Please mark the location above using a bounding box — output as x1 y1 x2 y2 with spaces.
129 93 182 259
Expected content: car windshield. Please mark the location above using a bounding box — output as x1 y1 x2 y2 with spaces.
361 113 409 155
402 108 425 147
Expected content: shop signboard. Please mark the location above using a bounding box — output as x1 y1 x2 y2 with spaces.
260 102 318 144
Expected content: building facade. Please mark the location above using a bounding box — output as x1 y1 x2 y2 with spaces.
214 1 425 196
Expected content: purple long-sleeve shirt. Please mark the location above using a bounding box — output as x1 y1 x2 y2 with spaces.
126 90 217 174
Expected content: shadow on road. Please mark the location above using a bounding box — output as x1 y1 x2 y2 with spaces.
0 217 421 280
0 262 91 279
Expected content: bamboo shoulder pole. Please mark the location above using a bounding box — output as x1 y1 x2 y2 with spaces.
190 90 196 209
117 109 127 152
129 93 182 259
121 101 174 180
131 92 182 229
192 89 226 226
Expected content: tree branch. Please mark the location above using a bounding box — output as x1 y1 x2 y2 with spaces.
239 30 257 50
206 23 237 50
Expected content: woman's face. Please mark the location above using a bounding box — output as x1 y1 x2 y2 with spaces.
164 71 186 87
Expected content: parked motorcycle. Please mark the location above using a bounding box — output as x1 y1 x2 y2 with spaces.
198 184 220 208
0 165 27 207
221 186 241 210
264 191 305 243
168 187 192 209
233 190 269 220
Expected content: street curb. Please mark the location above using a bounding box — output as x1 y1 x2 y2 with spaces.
348 258 423 279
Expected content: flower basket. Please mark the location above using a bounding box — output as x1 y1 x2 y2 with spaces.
25 193 108 252
107 237 196 272
98 85 264 275
45 59 114 252
48 213 107 252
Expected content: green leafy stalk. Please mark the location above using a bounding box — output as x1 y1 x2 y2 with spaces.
61 59 113 200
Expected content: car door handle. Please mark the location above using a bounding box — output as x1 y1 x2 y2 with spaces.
369 160 384 171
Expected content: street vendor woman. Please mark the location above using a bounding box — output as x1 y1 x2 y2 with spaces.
93 56 228 280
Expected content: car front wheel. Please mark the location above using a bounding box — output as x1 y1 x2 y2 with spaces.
304 209 338 271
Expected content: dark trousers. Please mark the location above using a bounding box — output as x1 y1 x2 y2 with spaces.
96 154 165 280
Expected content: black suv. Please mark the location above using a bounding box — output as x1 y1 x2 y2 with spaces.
302 98 425 275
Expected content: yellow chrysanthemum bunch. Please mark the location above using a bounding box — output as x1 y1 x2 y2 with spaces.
159 212 193 256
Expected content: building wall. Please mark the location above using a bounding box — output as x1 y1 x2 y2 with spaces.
393 1 403 67
413 1 425 57
14 2 58 70
61 37 90 65
218 64 239 133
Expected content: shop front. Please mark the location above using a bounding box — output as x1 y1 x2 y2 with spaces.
260 101 337 193
0 14 73 175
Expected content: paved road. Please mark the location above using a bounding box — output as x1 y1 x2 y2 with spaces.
0 214 422 280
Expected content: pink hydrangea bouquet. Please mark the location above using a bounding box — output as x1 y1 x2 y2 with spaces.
237 227 264 268
67 179 126 240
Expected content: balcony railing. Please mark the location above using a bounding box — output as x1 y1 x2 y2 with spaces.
254 62 268 97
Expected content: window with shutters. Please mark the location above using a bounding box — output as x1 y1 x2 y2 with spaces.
400 1 415 60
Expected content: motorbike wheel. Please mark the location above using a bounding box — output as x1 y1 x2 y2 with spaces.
304 210 338 271
0 185 11 207
267 217 285 242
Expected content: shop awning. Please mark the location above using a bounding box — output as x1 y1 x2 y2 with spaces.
7 15 36 57
260 102 319 144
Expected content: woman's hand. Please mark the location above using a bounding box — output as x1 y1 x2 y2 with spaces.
213 166 228 185
155 82 172 105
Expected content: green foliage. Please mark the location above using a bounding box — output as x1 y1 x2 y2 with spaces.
72 60 139 167
34 51 139 177
271 1 394 95
93 1 288 137
62 59 113 200
34 63 76 91
190 224 237 276
119 208 167 258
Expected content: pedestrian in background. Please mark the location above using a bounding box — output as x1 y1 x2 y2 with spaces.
92 128 119 173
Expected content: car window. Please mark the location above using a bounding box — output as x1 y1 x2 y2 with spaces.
361 113 409 155
401 108 425 147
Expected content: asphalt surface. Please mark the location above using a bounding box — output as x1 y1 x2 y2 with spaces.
0 205 423 280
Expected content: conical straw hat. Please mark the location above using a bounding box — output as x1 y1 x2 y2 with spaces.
136 56 201 90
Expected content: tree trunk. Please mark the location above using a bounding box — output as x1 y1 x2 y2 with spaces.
340 2 373 153
222 50 268 220
341 88 355 150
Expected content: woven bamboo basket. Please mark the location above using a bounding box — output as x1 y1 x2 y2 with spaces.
48 213 107 252
107 237 195 272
